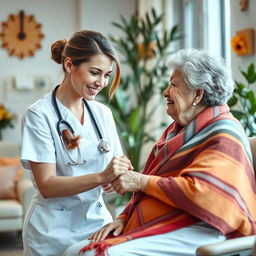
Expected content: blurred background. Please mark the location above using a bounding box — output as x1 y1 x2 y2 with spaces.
0 0 254 143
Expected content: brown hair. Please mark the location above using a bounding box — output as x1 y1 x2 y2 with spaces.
62 129 80 150
51 30 120 99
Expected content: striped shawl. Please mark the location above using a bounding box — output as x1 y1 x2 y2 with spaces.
80 105 256 255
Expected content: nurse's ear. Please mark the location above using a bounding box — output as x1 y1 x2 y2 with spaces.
63 57 73 74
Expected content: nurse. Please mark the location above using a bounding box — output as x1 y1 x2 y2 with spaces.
20 30 131 256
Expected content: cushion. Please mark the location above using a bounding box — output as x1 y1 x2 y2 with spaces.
0 199 23 218
0 157 24 199
0 157 24 180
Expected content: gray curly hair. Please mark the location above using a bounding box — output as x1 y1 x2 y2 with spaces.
166 49 234 106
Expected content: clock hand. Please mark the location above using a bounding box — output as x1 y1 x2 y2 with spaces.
18 10 26 40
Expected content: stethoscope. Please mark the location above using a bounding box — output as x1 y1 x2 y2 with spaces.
52 85 111 165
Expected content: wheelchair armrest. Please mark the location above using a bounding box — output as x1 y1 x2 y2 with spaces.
196 235 256 256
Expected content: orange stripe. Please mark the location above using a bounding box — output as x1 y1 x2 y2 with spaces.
182 149 256 202
146 176 176 206
175 177 254 235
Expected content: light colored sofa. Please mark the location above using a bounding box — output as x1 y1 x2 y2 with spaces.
0 141 35 232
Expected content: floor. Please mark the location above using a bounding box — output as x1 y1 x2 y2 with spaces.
0 232 23 256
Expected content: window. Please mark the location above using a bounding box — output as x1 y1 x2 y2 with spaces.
166 0 230 66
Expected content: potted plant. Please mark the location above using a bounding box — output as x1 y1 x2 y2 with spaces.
100 8 182 208
0 104 16 140
228 63 256 136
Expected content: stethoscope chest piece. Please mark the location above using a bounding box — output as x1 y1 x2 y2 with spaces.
98 139 111 153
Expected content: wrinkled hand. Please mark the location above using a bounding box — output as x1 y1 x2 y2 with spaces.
112 171 150 195
88 219 125 242
100 156 132 184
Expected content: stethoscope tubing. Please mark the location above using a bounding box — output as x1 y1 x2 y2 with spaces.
51 85 111 165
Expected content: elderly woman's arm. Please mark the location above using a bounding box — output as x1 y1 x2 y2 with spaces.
111 171 150 195
111 146 247 210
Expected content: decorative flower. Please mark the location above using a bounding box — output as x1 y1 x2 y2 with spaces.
0 104 16 139
138 41 156 59
231 35 247 56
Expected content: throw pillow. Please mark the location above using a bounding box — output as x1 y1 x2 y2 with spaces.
0 157 24 199
0 165 19 199
0 157 24 180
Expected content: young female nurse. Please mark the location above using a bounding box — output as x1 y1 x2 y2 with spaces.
20 30 131 256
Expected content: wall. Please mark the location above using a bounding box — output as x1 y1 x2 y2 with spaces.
0 0 79 142
0 0 135 142
230 0 256 82
79 0 135 37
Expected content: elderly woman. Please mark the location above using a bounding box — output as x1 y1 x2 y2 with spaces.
64 49 256 256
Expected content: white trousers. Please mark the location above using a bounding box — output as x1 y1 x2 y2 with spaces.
63 221 226 256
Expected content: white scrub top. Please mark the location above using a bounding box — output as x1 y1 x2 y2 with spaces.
20 91 123 256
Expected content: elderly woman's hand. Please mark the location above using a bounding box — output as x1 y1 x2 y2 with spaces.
87 219 125 242
111 171 150 195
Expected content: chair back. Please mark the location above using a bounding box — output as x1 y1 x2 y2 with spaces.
249 137 256 171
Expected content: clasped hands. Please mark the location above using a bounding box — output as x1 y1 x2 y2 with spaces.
101 155 149 195
91 156 150 243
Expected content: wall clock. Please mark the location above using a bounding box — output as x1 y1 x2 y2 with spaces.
0 10 44 59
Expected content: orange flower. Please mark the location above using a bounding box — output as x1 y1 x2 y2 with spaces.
231 35 247 56
138 41 156 59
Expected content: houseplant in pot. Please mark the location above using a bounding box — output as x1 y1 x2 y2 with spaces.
100 8 182 209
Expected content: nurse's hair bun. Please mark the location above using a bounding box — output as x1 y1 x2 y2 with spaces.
62 129 80 149
51 39 68 64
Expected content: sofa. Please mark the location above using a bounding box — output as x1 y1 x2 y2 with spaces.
0 141 35 232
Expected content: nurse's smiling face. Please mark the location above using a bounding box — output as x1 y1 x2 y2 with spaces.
68 53 113 101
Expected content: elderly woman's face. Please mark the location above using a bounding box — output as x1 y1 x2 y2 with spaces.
163 69 197 126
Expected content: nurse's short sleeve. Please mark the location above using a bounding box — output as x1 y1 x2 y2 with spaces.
20 109 56 170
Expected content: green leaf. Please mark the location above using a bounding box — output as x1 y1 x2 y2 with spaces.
128 107 141 135
230 110 246 120
228 95 238 107
145 13 152 30
111 21 126 33
248 63 255 75
151 7 157 19
170 25 181 41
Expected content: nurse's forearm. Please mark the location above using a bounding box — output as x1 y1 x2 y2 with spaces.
30 156 130 198
39 173 105 198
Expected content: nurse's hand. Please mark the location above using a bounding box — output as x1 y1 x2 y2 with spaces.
88 219 124 242
100 156 132 184
102 183 116 194
112 171 150 195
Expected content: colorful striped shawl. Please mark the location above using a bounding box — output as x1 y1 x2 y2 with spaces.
80 105 256 255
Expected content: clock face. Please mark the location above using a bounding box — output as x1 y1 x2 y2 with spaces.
0 10 44 59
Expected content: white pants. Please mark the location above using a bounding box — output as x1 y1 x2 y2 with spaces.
63 221 226 256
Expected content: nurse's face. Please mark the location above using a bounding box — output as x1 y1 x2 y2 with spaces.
69 53 113 101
